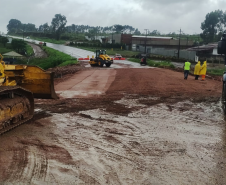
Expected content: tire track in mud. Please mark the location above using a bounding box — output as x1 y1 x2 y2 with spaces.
0 66 224 184
5 149 28 183
59 99 224 184
4 147 49 184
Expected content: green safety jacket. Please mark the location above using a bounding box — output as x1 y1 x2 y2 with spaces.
184 62 191 70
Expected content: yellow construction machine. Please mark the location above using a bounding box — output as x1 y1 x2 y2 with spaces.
89 50 113 67
0 54 57 134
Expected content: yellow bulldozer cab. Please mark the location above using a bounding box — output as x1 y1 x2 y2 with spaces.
95 50 111 60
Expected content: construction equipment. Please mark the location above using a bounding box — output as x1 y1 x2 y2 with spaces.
218 32 226 114
0 54 57 134
89 50 113 67
140 57 147 66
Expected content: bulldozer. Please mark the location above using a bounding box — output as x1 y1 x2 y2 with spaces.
89 50 113 67
0 54 57 135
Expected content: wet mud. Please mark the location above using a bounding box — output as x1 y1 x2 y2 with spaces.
0 67 225 184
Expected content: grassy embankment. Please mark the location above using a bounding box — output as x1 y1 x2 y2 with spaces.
207 68 225 76
26 46 78 69
0 43 14 54
128 58 175 69
0 38 77 69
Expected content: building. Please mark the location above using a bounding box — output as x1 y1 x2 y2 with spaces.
132 35 194 53
186 43 224 62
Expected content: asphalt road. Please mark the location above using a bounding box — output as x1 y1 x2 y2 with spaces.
10 35 155 69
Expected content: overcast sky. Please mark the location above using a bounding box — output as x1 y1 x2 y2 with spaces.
1 0 226 35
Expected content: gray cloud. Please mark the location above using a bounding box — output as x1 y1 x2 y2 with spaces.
1 0 226 35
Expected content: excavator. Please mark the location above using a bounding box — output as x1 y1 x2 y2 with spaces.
0 54 57 135
89 50 113 67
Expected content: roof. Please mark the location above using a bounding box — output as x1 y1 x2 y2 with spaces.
186 43 217 51
3 51 23 57
132 35 173 39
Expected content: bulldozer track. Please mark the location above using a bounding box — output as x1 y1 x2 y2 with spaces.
0 115 33 135
0 86 34 136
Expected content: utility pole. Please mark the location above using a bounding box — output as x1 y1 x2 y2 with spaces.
112 32 113 44
23 25 25 41
144 29 149 54
177 28 181 59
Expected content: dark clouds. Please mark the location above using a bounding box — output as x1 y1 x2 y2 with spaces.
1 0 226 34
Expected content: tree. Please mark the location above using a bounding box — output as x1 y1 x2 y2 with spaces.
0 36 9 47
200 10 224 44
24 23 36 32
51 14 67 40
150 30 161 36
113 24 124 33
134 28 141 35
43 23 50 33
7 19 22 33
11 39 26 53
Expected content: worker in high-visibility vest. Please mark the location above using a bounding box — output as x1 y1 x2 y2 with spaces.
183 61 191 80
200 61 207 81
194 61 201 80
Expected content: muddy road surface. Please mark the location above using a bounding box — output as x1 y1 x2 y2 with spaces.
0 65 226 185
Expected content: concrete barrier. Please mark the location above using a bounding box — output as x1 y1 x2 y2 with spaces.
114 58 126 60
78 58 90 61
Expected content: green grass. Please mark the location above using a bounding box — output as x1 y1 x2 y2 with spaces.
58 60 78 67
128 58 175 69
27 46 78 69
0 43 13 54
26 44 34 55
207 68 225 76
0 40 77 69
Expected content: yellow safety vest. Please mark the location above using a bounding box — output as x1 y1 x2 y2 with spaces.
184 62 191 70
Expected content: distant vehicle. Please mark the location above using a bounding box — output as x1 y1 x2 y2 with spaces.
140 57 147 66
39 42 46 46
26 36 30 39
114 53 122 59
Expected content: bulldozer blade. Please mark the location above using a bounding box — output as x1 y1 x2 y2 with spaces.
5 65 58 99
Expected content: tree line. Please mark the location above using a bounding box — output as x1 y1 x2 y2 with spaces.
7 10 224 44
7 14 141 40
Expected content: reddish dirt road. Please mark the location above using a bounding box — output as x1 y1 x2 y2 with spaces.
0 66 225 185
55 69 116 98
28 43 47 58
